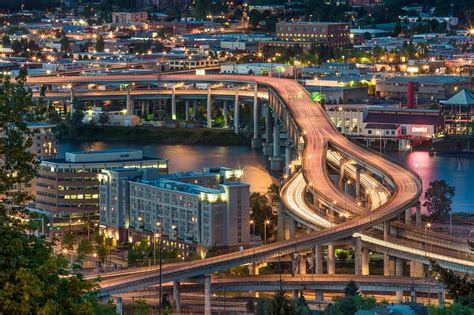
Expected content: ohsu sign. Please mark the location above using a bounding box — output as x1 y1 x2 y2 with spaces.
412 126 428 133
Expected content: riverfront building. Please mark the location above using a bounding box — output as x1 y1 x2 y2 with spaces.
35 149 168 220
98 167 250 255
263 22 351 51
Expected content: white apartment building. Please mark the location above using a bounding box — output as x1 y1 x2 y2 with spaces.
99 167 250 254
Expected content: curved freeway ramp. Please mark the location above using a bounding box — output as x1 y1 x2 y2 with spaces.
27 74 465 295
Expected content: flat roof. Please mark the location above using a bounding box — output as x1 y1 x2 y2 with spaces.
42 155 165 164
66 149 141 155
382 75 470 85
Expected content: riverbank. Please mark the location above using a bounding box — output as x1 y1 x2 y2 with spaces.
414 136 474 152
58 125 251 146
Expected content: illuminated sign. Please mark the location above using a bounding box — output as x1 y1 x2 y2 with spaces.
412 127 428 133
310 92 321 102
196 69 206 75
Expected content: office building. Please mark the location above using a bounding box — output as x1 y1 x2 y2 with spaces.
99 167 249 255
376 76 473 103
35 149 168 219
112 12 148 24
440 89 474 135
264 22 350 51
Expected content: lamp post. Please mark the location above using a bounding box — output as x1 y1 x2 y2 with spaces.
264 219 270 245
250 220 255 242
376 130 382 155
159 233 163 315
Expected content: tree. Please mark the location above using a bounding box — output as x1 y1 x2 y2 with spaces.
95 36 105 52
98 111 109 126
344 280 360 297
423 180 456 219
266 291 293 315
335 249 349 263
2 35 11 46
0 69 103 314
250 192 274 240
246 299 255 313
60 35 70 52
248 9 262 29
94 233 111 265
294 293 310 315
266 183 280 209
77 239 94 259
62 231 77 251
431 260 474 307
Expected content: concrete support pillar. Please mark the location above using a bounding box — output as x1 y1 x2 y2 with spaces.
263 107 273 156
285 144 292 176
270 116 283 171
395 258 403 301
204 275 211 315
411 288 417 303
384 254 391 276
273 119 280 156
361 248 369 275
438 291 444 308
338 158 346 189
69 88 75 113
289 217 295 240
277 203 284 241
223 100 228 128
355 166 361 201
383 221 390 240
265 107 272 144
126 89 133 115
207 87 212 128
354 237 362 275
292 290 298 301
284 214 290 240
185 100 190 121
234 91 239 134
383 220 391 277
173 281 181 313
192 100 197 118
415 202 421 227
251 84 261 148
314 246 323 274
327 244 335 275
171 87 177 120
141 102 145 116
291 254 298 275
405 208 412 224
115 297 123 315
249 263 256 275
316 290 323 302
299 255 307 274
410 261 424 277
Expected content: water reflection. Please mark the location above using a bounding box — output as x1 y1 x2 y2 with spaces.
58 141 274 193
388 151 474 214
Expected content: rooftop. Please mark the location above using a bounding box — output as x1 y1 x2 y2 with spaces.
441 89 474 106
383 75 471 85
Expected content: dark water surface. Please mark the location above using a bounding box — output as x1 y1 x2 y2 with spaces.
58 141 474 213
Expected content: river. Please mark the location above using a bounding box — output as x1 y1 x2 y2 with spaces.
58 141 275 194
57 141 474 214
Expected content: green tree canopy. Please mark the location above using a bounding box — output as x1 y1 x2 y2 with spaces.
0 69 104 314
423 180 456 219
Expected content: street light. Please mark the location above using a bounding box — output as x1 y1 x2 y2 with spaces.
376 130 382 155
424 222 431 235
264 219 270 245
